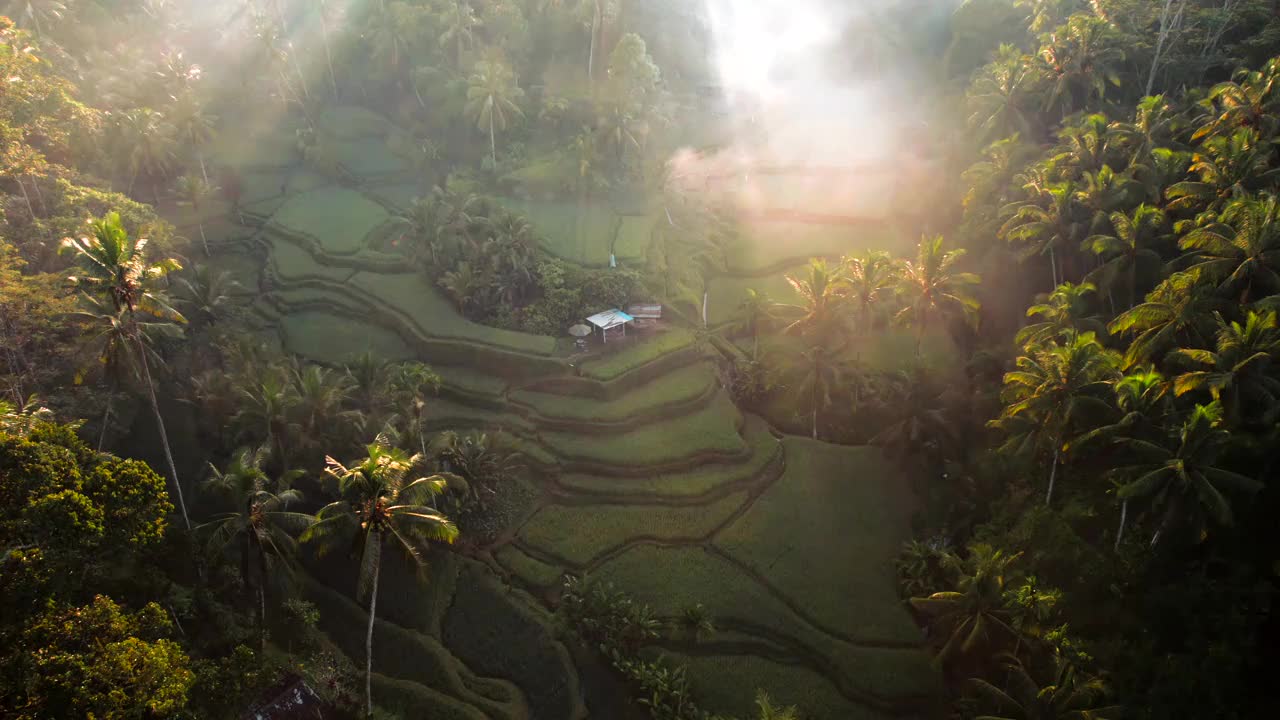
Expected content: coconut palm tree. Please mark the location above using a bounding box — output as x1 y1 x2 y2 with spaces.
1108 271 1224 368
782 342 845 440
291 364 357 458
1084 204 1169 309
173 264 241 329
1016 281 1106 349
753 691 801 720
1166 129 1273 216
778 258 846 339
304 440 458 718
438 0 478 69
844 249 897 334
870 366 954 464
112 108 178 201
732 289 774 359
345 351 395 422
169 94 216 184
894 236 981 356
61 213 190 528
174 173 218 256
4 0 69 38
1110 95 1177 168
909 544 1021 670
966 44 1041 142
1111 402 1261 546
1035 14 1125 116
967 653 1120 720
1001 181 1083 289
198 446 311 649
1071 368 1172 550
1193 56 1280 141
1178 195 1280 303
989 332 1120 505
1170 310 1280 427
232 365 298 473
465 60 525 167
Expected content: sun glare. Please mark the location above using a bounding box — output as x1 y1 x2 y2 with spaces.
706 0 835 101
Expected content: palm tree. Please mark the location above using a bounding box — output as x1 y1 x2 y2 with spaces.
174 173 218 256
112 108 178 201
732 289 774 359
1084 204 1169 309
465 60 525 167
173 264 241 329
1110 95 1176 167
1001 181 1083 289
909 544 1021 670
304 440 458 718
775 342 843 440
198 446 311 649
753 691 801 720
1178 195 1280 303
61 213 190 528
1071 368 1171 549
1108 271 1223 368
1112 402 1261 546
1170 310 1280 427
4 0 68 38
989 333 1120 505
291 364 356 457
967 654 1120 720
438 0 478 69
345 351 395 422
1193 56 1280 141
168 91 216 184
894 236 981 356
870 367 954 463
844 249 897 334
232 367 298 472
966 44 1041 142
1050 114 1117 177
1015 281 1106 349
1035 14 1125 116
1166 129 1273 216
777 258 846 338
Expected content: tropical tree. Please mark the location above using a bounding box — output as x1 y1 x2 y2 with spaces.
1111 402 1261 546
894 236 981 356
782 342 845 440
967 44 1041 142
465 60 525 167
1035 14 1125 116
4 0 69 38
173 173 218 256
304 440 458 718
844 249 898 334
1108 271 1224 368
871 367 954 463
1170 310 1280 427
198 446 311 649
989 332 1120 505
1084 204 1169 309
1015 281 1106 349
61 213 190 528
1194 56 1280 140
778 258 846 338
909 544 1022 670
967 653 1120 720
232 367 297 473
438 0 479 69
1071 368 1172 549
1001 181 1083 289
111 108 178 201
173 264 241 329
290 364 357 457
732 288 774 359
1166 129 1273 216
1178 195 1280 303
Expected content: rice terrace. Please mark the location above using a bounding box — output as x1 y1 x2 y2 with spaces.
3 1 1278 720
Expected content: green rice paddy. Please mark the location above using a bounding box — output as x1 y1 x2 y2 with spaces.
271 187 390 253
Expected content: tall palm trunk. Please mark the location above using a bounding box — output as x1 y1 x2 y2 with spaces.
588 0 602 89
489 112 497 167
1114 499 1128 551
364 539 382 719
135 330 191 529
1045 446 1060 506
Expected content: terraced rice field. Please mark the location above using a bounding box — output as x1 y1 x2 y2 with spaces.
199 104 937 720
